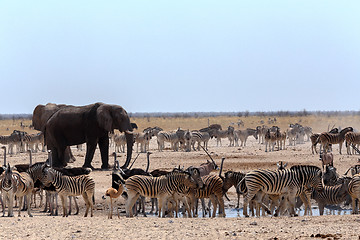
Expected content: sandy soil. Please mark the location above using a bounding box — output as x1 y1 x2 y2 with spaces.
1 137 360 240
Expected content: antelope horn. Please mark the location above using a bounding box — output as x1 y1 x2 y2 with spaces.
128 153 140 170
351 144 360 154
224 193 230 201
145 151 152 173
200 145 216 165
113 152 120 170
344 167 352 176
219 157 225 177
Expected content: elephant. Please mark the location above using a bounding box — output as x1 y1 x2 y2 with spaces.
44 102 135 169
32 103 76 163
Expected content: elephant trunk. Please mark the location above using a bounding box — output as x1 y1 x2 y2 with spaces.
121 132 134 168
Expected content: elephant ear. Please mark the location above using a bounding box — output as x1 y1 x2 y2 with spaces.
97 105 113 132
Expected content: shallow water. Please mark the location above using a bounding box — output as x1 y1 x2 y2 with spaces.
222 207 353 218
129 205 353 218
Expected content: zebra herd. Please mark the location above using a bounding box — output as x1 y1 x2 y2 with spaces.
1 122 360 219
0 130 44 155
105 158 360 218
0 148 94 217
110 123 360 156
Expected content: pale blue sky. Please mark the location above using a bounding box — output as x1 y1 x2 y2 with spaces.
1 1 359 114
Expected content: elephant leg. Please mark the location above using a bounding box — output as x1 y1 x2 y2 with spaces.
50 147 66 168
64 146 76 164
83 140 98 169
98 136 110 169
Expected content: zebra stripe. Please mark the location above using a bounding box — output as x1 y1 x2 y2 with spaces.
311 177 351 215
41 166 95 217
23 132 44 152
264 128 280 152
191 175 225 218
190 131 210 151
242 165 323 217
157 131 180 151
113 134 127 153
348 173 360 214
311 128 338 154
0 133 23 155
125 168 203 217
319 127 353 154
345 132 360 155
234 128 258 147
223 171 246 208
1 164 34 217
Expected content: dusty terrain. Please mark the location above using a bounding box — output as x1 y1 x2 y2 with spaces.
1 117 360 239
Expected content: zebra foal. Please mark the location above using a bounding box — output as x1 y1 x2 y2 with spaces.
41 165 95 217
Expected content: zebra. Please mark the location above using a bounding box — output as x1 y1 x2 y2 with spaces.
264 128 280 152
23 132 44 153
213 126 234 147
345 132 360 155
256 125 268 144
287 125 300 146
0 133 23 155
41 165 95 217
113 133 127 153
303 126 313 141
234 128 258 147
318 126 353 154
277 130 287 150
157 130 180 151
26 162 58 215
310 177 352 215
143 127 163 151
233 162 287 216
124 167 204 217
186 175 225 218
241 165 323 217
310 128 338 154
134 131 152 153
348 173 360 214
223 171 246 208
183 130 193 152
189 130 211 151
1 163 34 217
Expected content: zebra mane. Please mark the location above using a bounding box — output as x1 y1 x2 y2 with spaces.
29 162 46 168
340 126 353 133
290 165 321 172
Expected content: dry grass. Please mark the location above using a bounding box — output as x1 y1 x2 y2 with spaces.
1 114 360 136
129 115 360 133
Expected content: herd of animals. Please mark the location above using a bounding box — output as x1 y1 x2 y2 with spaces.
0 103 359 219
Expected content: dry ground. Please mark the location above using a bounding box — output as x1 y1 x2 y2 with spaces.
1 117 360 239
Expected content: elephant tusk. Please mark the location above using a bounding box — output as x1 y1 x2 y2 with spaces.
125 130 133 134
